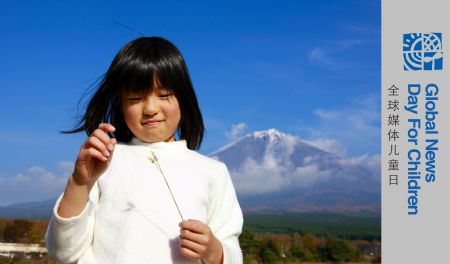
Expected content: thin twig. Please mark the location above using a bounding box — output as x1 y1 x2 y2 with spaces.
149 151 184 221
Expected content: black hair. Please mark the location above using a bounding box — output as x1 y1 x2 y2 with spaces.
65 36 205 150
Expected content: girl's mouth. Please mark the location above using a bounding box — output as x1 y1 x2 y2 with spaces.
142 120 163 126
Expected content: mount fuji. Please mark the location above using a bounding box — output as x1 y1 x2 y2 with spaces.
209 129 380 215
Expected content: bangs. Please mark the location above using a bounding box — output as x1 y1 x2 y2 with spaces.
114 59 177 98
118 61 158 96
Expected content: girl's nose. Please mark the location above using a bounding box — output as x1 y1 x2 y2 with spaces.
143 94 159 115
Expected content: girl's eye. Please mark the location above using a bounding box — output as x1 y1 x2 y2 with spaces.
158 94 171 99
127 97 142 102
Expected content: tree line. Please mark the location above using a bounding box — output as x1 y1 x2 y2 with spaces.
239 228 381 263
0 220 381 263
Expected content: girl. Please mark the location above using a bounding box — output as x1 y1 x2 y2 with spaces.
45 37 243 263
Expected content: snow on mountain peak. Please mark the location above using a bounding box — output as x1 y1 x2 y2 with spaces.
209 128 289 156
252 128 285 141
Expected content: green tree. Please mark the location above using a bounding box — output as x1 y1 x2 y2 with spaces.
303 250 317 262
289 243 304 259
239 229 262 256
259 240 280 263
261 248 278 263
325 239 359 262
265 240 280 256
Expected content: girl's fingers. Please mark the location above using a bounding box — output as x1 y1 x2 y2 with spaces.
180 236 205 254
179 246 201 260
91 130 115 150
98 123 116 133
87 123 117 154
180 229 209 245
83 146 108 161
91 128 111 144
179 220 209 234
85 136 111 158
178 220 222 261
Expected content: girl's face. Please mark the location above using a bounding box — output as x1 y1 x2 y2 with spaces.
122 87 181 143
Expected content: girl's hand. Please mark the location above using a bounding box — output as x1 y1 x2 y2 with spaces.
58 123 116 218
72 123 117 187
179 220 224 264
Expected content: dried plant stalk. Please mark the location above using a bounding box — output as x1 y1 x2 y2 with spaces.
149 151 185 221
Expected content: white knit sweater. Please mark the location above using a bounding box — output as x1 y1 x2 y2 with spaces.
45 138 244 263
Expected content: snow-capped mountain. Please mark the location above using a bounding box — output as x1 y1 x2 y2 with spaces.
209 128 380 215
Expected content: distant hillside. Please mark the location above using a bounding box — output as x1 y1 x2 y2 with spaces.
0 199 55 219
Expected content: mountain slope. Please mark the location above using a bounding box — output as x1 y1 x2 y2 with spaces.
210 128 380 214
0 199 55 219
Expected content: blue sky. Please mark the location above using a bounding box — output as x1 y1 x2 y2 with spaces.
0 0 380 205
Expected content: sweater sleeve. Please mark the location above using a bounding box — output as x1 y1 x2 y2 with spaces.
207 162 244 264
45 182 100 263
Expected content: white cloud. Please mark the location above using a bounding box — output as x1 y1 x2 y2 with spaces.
306 94 380 155
344 23 380 35
231 156 287 195
290 164 333 187
0 162 73 206
228 136 379 195
308 47 335 67
313 109 340 121
57 161 75 177
308 38 366 69
304 138 345 156
338 155 370 167
225 122 248 141
334 39 365 49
